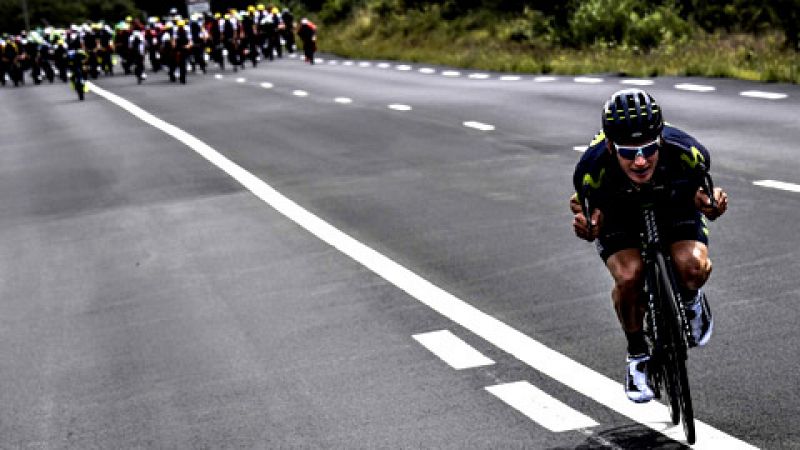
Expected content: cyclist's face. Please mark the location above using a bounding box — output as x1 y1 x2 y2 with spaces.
611 139 659 184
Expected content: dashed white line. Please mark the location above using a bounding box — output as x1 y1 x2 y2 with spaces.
419 68 436 74
214 74 224 79
260 82 274 89
89 82 758 450
468 73 490 79
534 76 557 82
396 65 413 71
754 179 800 192
442 70 461 77
500 75 521 81
334 97 353 104
621 79 655 86
675 83 716 92
327 60 338 65
388 104 412 111
463 121 495 132
486 381 599 432
236 77 246 83
343 61 354 66
316 58 325 63
359 61 371 67
377 62 391 69
740 90 788 100
292 90 309 97
574 146 588 153
574 76 604 84
412 330 494 370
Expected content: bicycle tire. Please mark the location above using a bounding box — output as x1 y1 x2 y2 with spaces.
656 253 696 443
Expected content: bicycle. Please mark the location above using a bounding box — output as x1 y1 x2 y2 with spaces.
581 169 717 445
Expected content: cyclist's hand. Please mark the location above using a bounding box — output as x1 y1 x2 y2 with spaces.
573 208 602 242
695 187 728 221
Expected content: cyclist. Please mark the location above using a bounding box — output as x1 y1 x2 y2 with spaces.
569 89 728 403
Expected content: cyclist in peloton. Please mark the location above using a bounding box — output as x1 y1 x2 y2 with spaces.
570 89 729 403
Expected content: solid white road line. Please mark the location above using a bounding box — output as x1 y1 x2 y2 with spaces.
754 179 800 192
486 381 599 432
89 82 757 450
675 83 716 92
463 121 495 132
413 330 495 370
388 104 412 111
740 90 788 100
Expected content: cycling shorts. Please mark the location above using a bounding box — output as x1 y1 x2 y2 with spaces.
595 203 709 263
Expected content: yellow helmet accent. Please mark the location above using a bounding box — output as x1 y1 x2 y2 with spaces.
271 7 279 14
177 19 186 26
125 16 132 22
248 5 256 12
257 4 265 10
214 12 221 19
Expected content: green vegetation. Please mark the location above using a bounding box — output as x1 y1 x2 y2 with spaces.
308 0 800 84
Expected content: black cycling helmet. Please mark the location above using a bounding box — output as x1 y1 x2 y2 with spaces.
602 88 664 145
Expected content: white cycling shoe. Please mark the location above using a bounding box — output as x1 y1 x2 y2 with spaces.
625 354 655 403
686 290 713 348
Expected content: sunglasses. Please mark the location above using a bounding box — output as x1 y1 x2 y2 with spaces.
614 138 660 160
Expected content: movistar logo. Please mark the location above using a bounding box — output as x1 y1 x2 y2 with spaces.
681 146 706 169
583 168 605 189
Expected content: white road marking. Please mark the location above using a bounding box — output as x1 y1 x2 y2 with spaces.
574 146 588 153
260 82 274 89
359 61 371 67
419 68 436 74
377 63 391 69
574 77 604 84
396 65 413 71
292 90 309 97
740 90 788 100
675 83 716 92
412 330 494 370
500 75 521 81
442 70 461 77
754 179 800 192
534 76 557 82
88 82 758 450
343 61 354 66
328 60 338 65
463 121 495 132
215 74 224 79
388 104 413 111
334 97 353 104
622 79 655 86
468 73 490 79
316 58 325 63
236 77 246 83
486 381 599 432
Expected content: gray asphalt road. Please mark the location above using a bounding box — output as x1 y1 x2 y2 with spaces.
1 55 798 449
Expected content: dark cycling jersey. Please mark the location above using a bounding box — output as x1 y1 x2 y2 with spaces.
572 124 713 261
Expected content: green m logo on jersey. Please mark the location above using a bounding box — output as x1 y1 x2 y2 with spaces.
681 146 706 169
583 168 606 189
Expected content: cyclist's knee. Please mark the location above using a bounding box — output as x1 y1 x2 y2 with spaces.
671 241 712 289
607 249 644 293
